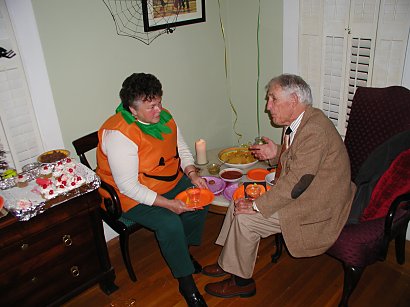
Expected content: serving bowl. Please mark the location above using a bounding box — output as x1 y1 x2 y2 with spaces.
218 147 258 169
219 167 244 183
38 149 70 164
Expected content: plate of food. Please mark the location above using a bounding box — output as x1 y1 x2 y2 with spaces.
218 147 258 169
175 188 214 209
202 176 226 195
37 149 70 164
247 168 270 181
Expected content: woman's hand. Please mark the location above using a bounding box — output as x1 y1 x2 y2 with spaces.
165 199 196 214
190 172 208 189
154 195 195 214
249 136 279 161
234 198 257 215
186 166 208 189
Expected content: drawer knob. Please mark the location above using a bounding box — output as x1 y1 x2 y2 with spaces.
71 266 80 277
63 234 73 246
21 243 29 250
31 276 38 283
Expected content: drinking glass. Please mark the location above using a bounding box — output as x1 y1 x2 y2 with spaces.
186 186 201 205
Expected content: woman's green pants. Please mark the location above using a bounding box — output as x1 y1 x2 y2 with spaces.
121 175 209 278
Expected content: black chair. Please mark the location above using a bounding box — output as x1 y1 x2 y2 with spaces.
270 86 410 306
72 131 143 282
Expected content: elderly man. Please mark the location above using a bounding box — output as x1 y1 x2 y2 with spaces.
203 74 356 298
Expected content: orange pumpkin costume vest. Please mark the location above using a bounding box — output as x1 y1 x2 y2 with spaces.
96 110 182 212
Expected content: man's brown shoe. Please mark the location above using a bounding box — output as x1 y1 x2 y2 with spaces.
202 263 226 277
204 276 256 298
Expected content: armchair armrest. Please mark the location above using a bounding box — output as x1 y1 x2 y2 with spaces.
384 192 410 235
100 180 123 219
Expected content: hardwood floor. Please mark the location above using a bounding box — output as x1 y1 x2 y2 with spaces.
64 213 410 307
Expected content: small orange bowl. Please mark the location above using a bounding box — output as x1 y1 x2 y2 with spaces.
247 168 270 181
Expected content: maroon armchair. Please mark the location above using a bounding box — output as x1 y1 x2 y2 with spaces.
271 86 410 307
344 86 410 180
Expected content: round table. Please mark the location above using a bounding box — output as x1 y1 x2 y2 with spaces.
196 147 270 215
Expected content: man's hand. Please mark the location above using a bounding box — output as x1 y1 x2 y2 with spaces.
249 136 279 161
234 198 257 215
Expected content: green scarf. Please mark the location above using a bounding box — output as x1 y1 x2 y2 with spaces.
115 103 172 140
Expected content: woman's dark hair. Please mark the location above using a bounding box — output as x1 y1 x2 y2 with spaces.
119 73 163 110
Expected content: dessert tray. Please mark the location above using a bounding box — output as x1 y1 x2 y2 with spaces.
0 158 100 221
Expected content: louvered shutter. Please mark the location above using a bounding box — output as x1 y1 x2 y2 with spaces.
372 0 410 87
299 0 408 138
299 0 324 104
345 37 372 129
321 0 350 131
0 0 44 171
342 0 380 133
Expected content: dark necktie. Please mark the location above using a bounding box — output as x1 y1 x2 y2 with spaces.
274 127 292 182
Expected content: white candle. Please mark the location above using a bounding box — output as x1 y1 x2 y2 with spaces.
195 139 207 164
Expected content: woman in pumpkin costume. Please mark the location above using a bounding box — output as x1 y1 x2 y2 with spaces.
97 73 208 307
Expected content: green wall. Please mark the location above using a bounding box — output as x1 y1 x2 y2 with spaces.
225 0 283 144
31 0 283 156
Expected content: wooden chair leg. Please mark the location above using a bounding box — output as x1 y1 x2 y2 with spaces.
271 233 283 263
120 233 137 282
339 265 364 307
395 226 408 265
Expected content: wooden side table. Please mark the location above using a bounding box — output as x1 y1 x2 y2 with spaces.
0 190 117 306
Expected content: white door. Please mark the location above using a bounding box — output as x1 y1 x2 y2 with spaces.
0 0 44 171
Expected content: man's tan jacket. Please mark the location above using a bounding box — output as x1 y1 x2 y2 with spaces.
256 105 356 257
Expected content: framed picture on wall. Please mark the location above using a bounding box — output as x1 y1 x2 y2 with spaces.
142 0 205 32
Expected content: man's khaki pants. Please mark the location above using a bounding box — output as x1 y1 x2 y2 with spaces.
216 202 282 278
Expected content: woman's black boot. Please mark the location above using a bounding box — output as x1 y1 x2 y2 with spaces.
179 289 207 307
178 275 207 307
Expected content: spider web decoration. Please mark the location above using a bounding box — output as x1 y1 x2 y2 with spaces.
102 0 180 45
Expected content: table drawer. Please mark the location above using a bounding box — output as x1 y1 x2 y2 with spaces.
1 246 101 306
0 211 95 284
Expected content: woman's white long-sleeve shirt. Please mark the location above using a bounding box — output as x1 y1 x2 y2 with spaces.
100 126 195 206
